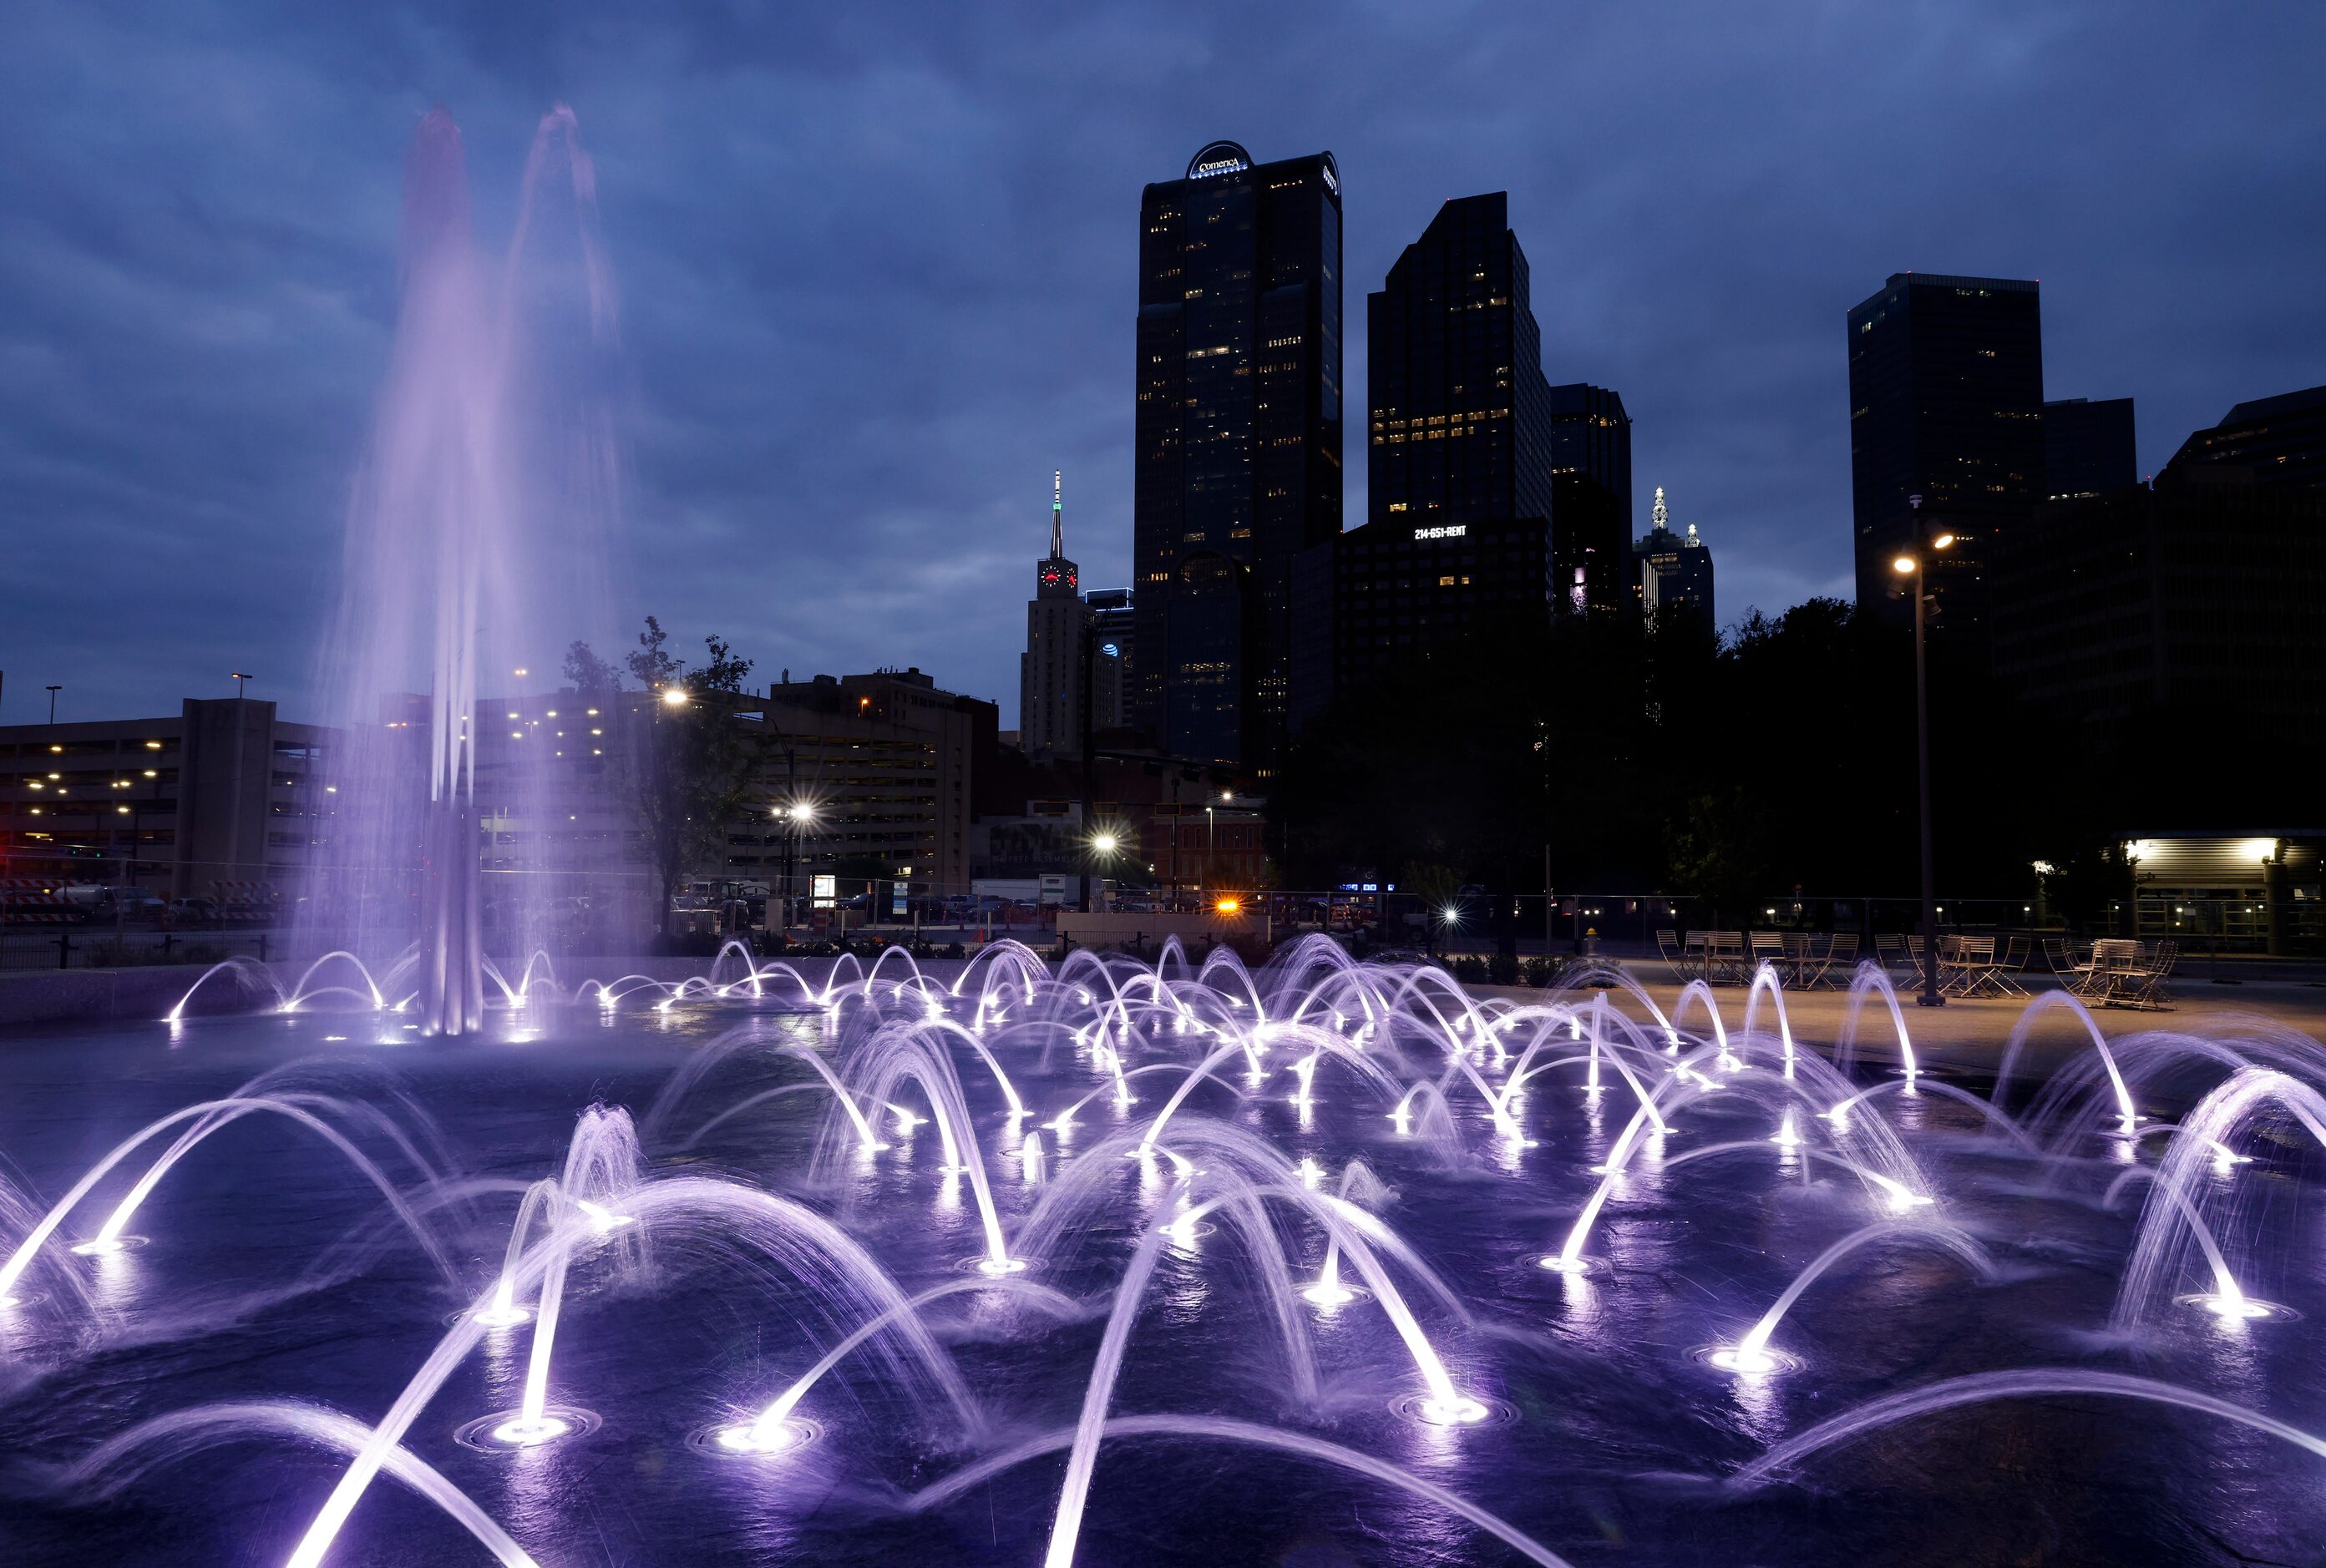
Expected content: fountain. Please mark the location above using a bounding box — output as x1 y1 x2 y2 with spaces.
13 104 2326 1568
296 104 620 1035
9 941 2326 1563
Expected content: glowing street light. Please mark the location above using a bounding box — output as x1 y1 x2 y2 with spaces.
1092 831 1120 855
661 685 689 707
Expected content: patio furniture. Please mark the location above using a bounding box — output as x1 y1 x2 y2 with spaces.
1749 930 1786 980
1942 934 2004 997
2090 938 2144 1004
2124 939 2179 1010
1705 929 1749 984
1874 933 1908 974
1818 933 1859 988
2042 937 2094 995
1989 935 2033 996
1781 932 1818 989
1656 928 1684 969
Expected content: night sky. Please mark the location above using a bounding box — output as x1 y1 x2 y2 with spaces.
5 2 2322 727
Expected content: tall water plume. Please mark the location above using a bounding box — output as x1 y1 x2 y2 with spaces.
308 107 620 1033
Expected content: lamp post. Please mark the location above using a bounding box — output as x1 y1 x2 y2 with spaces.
1087 829 1120 916
778 799 816 935
1205 789 1231 896
46 685 62 724
231 672 252 701
1891 520 1955 1009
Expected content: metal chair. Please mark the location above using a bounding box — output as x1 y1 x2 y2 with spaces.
2128 940 2178 1009
2042 937 2090 995
1656 928 1684 970
1989 934 2032 996
1749 930 1786 982
1818 933 1858 988
1875 933 1907 975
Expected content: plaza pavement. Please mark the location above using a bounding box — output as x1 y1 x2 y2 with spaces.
1500 971 2326 1081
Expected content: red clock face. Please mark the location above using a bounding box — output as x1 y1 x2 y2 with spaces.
1041 564 1075 589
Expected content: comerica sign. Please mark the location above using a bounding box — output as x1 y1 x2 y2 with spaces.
1413 524 1467 541
1191 156 1247 178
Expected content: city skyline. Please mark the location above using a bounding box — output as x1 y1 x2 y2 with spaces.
3 3 2323 728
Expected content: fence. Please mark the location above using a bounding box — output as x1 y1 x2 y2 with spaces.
0 928 281 972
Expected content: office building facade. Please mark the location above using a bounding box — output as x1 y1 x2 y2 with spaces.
2161 384 2326 490
2044 397 2138 498
1019 472 1092 762
1847 271 2045 645
1083 587 1134 733
0 698 336 906
1633 486 1715 626
1992 470 2326 741
1317 513 1553 699
743 668 991 895
1367 192 1553 530
1548 382 1634 594
1134 140 1343 775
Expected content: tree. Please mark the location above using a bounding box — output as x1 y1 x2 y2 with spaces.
624 616 757 938
562 640 621 705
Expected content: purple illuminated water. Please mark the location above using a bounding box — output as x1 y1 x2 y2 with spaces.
306 107 620 1034
5 945 2326 1565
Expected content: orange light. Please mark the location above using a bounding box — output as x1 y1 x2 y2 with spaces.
1214 898 1241 915
1932 532 1955 550
1891 554 1917 574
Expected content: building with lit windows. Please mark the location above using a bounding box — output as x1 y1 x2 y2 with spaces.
1300 514 1553 711
2161 384 2326 490
742 668 991 896
0 698 337 906
1018 472 1092 762
1847 271 2045 650
1083 586 1134 732
1633 486 1715 627
1548 382 1635 612
1993 468 2326 741
1547 382 1633 536
1133 140 1343 775
1367 193 1552 530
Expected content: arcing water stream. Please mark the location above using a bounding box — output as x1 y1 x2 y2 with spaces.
7 938 2326 1565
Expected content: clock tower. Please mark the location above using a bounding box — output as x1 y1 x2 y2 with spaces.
1021 472 1094 760
1036 469 1079 599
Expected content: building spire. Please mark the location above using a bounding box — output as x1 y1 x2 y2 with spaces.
1652 485 1669 534
1051 469 1064 559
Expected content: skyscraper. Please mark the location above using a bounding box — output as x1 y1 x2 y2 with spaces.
2044 397 2137 498
1135 140 1343 774
1018 472 1090 762
1367 192 1552 530
1633 485 1715 626
2161 384 2326 490
1083 586 1134 733
1847 271 2045 645
1546 381 1633 535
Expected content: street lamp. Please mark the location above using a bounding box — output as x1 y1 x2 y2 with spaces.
1085 827 1122 913
231 672 252 700
661 685 689 707
1892 524 1955 1008
777 800 817 932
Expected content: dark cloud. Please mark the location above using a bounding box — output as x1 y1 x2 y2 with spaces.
3 0 2321 724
